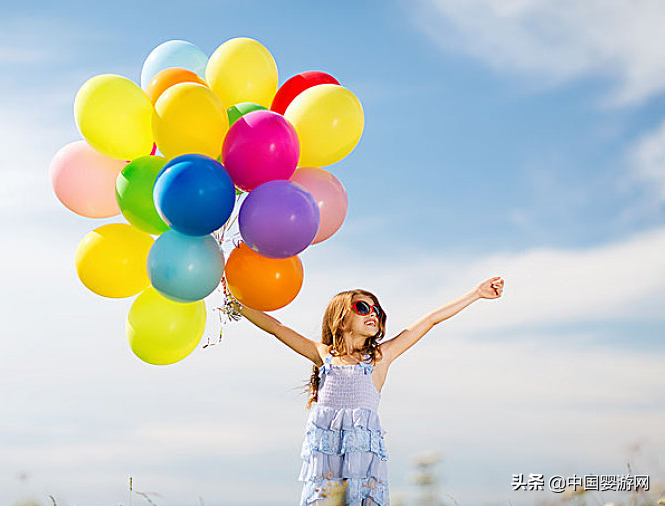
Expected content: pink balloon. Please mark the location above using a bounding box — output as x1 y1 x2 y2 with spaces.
222 110 300 192
49 141 127 218
290 167 348 244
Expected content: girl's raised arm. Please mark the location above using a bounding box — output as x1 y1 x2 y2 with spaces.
381 277 504 364
239 305 327 366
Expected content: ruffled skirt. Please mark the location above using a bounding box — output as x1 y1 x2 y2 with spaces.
299 405 389 506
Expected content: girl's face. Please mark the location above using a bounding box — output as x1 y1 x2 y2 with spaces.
342 294 381 341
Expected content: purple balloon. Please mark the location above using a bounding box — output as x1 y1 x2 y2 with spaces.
222 110 300 192
239 180 320 259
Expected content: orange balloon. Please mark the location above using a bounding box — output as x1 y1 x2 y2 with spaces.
225 242 303 311
145 67 208 105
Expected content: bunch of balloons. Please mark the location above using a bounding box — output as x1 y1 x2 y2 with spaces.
49 38 363 366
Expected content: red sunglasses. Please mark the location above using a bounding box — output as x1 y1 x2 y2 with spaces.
350 300 383 318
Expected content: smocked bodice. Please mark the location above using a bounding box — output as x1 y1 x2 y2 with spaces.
316 353 381 412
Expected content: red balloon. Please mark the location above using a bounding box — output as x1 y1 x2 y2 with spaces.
270 71 340 115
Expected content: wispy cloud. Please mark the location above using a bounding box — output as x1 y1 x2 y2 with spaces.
629 117 665 205
0 17 93 75
410 0 665 107
301 225 665 341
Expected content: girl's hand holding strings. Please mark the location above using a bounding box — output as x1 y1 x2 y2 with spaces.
476 276 504 299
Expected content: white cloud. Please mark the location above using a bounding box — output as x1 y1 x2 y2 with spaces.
383 334 665 505
629 117 665 205
0 16 113 70
411 0 665 106
302 226 665 340
2 223 665 505
0 46 51 65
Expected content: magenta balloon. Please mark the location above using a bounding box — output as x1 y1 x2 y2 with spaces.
239 180 319 259
49 140 126 218
222 110 300 192
290 167 348 244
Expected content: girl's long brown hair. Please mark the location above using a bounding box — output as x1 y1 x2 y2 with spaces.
305 289 387 409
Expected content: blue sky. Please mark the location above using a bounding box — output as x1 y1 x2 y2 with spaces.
2 1 665 506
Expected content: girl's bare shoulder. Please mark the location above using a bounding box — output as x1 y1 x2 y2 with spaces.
313 342 331 363
373 343 391 367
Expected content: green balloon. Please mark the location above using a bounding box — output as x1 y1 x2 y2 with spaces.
116 156 170 235
227 102 266 126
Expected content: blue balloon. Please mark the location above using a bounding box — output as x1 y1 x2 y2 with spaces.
140 40 208 89
154 154 236 236
147 230 224 303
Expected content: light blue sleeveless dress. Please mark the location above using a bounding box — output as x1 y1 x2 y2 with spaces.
299 353 389 505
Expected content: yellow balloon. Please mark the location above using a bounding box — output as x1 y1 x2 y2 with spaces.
75 223 154 298
126 286 206 365
205 37 278 108
284 84 364 167
74 74 154 160
153 82 229 159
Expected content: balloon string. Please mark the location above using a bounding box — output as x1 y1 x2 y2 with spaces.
204 275 242 349
205 190 245 349
226 191 246 233
214 190 245 248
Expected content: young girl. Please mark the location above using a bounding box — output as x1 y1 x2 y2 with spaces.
237 276 504 506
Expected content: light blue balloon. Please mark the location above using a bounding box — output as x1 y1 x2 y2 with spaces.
140 40 208 90
147 230 224 303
